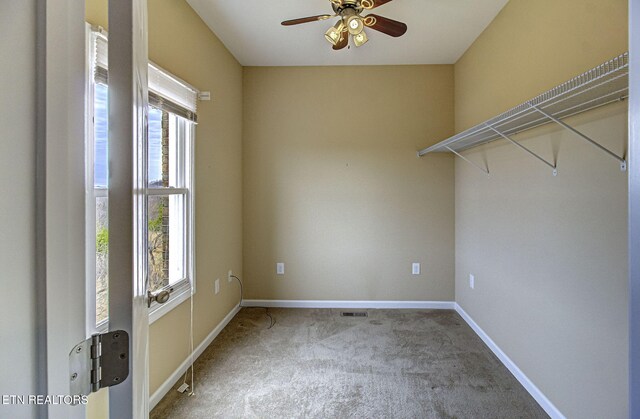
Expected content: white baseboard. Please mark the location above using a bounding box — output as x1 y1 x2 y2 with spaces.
242 299 455 310
149 304 241 410
454 303 565 419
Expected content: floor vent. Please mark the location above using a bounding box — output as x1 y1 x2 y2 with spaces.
340 312 368 318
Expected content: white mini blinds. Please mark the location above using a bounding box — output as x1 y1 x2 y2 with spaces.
91 28 199 122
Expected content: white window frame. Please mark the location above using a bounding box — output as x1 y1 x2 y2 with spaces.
84 24 197 332
146 114 195 324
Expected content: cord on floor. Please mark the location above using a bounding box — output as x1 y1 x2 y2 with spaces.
231 274 275 329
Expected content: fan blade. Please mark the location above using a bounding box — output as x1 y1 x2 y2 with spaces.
363 0 394 9
281 15 333 26
363 14 407 37
333 31 349 50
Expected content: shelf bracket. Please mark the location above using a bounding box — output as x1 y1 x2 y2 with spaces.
445 146 490 176
529 104 627 171
485 124 558 176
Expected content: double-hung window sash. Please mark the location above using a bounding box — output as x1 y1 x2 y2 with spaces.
88 27 198 327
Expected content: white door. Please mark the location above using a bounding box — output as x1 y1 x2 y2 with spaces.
43 0 87 417
43 1 150 418
106 1 150 418
629 0 640 416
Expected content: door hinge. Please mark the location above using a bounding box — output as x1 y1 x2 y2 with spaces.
69 330 129 398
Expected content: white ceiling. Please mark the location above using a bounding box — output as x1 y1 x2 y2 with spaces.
186 0 509 66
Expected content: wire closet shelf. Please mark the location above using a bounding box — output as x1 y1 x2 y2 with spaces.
417 53 629 173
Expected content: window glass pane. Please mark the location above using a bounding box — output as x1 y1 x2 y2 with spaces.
94 80 109 325
96 196 109 324
148 194 186 292
94 83 108 188
148 110 182 188
148 107 163 187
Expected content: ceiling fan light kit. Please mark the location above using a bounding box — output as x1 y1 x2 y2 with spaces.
353 31 369 47
346 15 364 35
353 31 368 47
281 0 406 51
325 20 345 45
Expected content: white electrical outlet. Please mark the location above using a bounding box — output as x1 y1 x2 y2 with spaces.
276 263 285 275
412 263 421 275
215 278 220 294
469 274 475 289
228 270 233 283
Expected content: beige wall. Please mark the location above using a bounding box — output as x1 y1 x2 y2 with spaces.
86 0 243 407
455 0 628 132
454 0 629 417
455 104 628 418
242 66 455 302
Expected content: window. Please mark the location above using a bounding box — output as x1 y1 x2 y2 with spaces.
147 108 194 297
85 26 197 331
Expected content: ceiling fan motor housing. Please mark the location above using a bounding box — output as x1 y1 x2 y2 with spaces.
332 0 364 15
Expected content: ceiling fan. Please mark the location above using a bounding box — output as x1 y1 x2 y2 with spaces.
281 0 407 50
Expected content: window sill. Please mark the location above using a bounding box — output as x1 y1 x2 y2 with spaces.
149 282 193 325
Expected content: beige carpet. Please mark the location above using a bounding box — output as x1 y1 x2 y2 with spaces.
151 308 548 418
